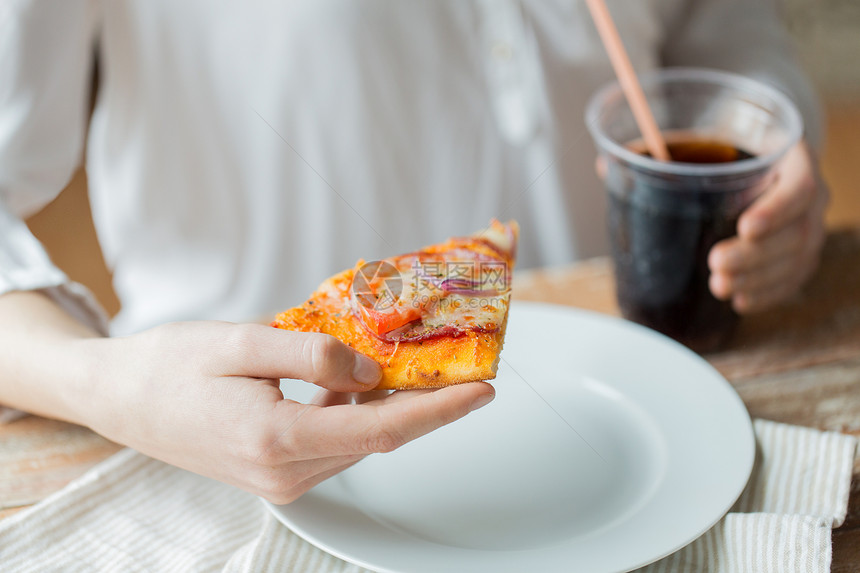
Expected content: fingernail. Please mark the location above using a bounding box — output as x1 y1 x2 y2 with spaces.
353 354 382 386
470 392 495 412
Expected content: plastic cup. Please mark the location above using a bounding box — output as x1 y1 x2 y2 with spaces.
585 68 803 352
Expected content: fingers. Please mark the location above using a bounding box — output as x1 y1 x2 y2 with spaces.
310 386 408 408
737 143 815 240
716 257 798 298
251 384 492 503
310 388 353 408
306 385 427 409
709 228 821 313
270 458 365 505
359 388 434 406
709 219 806 277
733 237 821 313
252 453 366 505
213 325 382 391
276 382 494 459
731 274 808 314
353 389 394 405
348 382 495 454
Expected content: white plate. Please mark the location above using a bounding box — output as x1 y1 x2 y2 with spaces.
266 302 754 573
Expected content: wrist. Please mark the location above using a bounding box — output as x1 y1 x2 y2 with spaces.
0 291 113 427
47 337 113 428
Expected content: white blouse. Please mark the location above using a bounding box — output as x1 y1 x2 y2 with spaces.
0 0 820 337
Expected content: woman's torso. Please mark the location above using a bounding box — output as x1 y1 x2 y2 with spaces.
86 0 666 333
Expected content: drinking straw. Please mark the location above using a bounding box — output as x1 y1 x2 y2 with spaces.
585 0 671 161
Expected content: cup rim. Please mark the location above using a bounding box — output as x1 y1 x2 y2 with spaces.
585 67 804 178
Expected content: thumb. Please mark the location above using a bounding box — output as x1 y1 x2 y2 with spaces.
218 325 382 391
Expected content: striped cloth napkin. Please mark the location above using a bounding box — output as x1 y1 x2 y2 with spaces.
0 419 855 573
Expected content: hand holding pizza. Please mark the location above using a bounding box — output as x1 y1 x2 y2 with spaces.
81 322 495 503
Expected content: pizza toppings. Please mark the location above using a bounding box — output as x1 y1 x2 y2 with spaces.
354 302 422 338
349 220 517 343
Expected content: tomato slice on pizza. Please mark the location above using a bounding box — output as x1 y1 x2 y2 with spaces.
271 219 518 390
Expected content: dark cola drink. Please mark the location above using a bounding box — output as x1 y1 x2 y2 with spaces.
586 68 804 353
608 140 759 353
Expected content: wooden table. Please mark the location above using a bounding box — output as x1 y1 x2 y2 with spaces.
2 229 859 570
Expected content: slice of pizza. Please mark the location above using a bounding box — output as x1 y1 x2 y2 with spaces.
271 220 518 390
